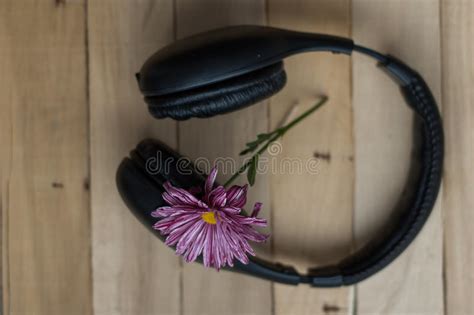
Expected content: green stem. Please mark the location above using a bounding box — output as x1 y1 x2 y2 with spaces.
223 131 281 187
278 96 328 135
223 96 328 187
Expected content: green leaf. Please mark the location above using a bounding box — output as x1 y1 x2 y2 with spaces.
247 155 259 186
245 140 259 148
240 141 258 155
240 142 259 155
256 133 271 140
240 133 274 155
239 148 253 155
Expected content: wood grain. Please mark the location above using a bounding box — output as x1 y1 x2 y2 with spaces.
175 1 273 314
0 1 91 314
88 1 179 314
441 1 474 314
2 1 474 314
267 1 354 314
352 0 444 313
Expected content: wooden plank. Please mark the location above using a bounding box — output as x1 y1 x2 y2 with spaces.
441 1 474 314
175 1 273 314
0 1 91 314
352 0 443 313
267 1 354 314
88 1 179 314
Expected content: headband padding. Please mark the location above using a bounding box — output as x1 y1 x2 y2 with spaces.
145 62 287 120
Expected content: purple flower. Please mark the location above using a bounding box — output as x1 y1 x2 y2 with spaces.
152 167 269 270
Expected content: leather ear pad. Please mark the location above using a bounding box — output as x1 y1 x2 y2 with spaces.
145 61 287 120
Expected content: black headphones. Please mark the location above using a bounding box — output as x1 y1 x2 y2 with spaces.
116 26 443 287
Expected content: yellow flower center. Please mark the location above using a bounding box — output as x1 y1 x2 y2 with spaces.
201 211 217 225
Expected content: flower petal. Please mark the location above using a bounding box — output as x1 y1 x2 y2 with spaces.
176 220 205 256
221 207 241 215
221 222 251 264
205 167 218 196
202 225 214 268
208 186 227 209
212 224 223 269
215 223 230 267
251 202 262 218
184 222 207 262
155 213 201 235
239 216 268 227
152 205 197 218
165 217 201 247
151 206 173 218
241 224 270 242
226 184 248 208
163 181 208 208
152 216 174 232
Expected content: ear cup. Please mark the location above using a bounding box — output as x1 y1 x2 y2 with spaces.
132 138 205 188
145 61 287 120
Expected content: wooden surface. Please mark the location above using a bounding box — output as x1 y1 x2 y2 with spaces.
1 0 473 314
268 1 354 314
353 1 444 314
442 1 474 314
88 1 179 315
176 1 272 314
0 1 91 314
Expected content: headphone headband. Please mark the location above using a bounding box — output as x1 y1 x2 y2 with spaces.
137 26 353 96
228 51 444 286
117 26 443 287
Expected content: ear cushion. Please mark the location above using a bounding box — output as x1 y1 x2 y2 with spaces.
145 61 287 120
